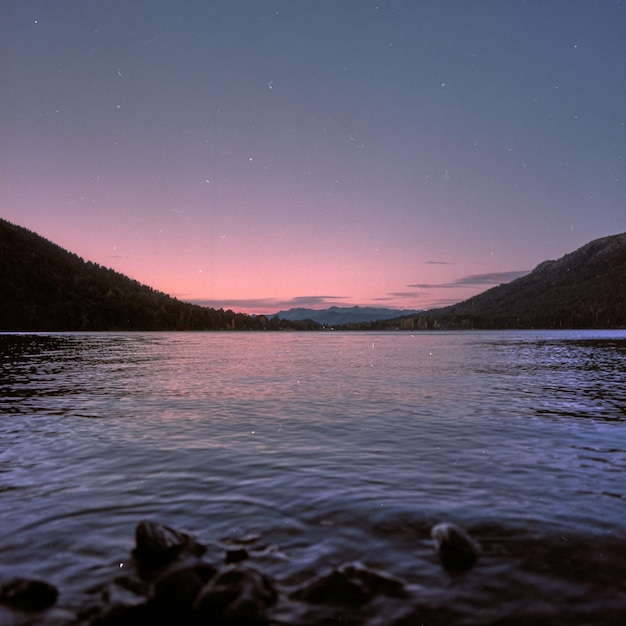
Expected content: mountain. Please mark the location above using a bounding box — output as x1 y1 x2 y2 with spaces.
4 218 624 332
0 219 316 331
274 305 421 325
393 232 626 330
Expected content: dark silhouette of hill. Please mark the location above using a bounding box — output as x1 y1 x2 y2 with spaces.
432 232 626 328
4 219 624 331
0 219 317 331
341 233 626 330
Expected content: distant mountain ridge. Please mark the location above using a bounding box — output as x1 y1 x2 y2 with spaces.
274 305 421 325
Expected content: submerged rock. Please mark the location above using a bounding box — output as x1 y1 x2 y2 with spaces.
84 522 219 624
225 547 249 564
431 522 481 571
88 562 219 625
89 601 156 626
133 520 207 571
0 577 58 611
1 520 486 625
192 565 278 625
291 561 407 606
151 562 218 620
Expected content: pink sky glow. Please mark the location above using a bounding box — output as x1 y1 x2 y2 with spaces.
3 2 624 315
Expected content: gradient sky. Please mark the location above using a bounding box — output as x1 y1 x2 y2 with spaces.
3 1 625 314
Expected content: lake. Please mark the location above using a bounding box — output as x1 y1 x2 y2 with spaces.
1 330 625 624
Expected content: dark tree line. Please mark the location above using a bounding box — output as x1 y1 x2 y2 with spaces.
0 219 318 332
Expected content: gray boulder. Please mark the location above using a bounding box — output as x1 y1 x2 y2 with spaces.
431 522 481 571
133 521 207 571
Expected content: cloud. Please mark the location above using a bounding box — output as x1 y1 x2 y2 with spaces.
409 270 529 290
186 295 349 312
453 270 531 285
373 291 424 301
425 260 452 265
288 295 347 306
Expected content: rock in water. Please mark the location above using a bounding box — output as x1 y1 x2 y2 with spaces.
291 561 407 606
225 547 249 564
149 563 218 623
193 566 277 625
133 520 207 570
0 577 58 610
431 522 481 571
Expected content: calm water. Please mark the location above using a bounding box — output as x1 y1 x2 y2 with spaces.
1 330 626 624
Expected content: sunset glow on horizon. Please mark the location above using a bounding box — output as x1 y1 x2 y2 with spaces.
3 1 625 316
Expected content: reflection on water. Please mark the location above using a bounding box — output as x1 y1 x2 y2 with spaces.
1 330 626 623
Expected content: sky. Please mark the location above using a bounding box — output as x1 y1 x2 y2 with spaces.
2 1 625 314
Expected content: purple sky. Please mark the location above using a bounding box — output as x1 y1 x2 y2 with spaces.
3 1 625 314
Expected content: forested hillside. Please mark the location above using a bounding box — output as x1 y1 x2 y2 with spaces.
342 233 626 330
0 219 316 331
